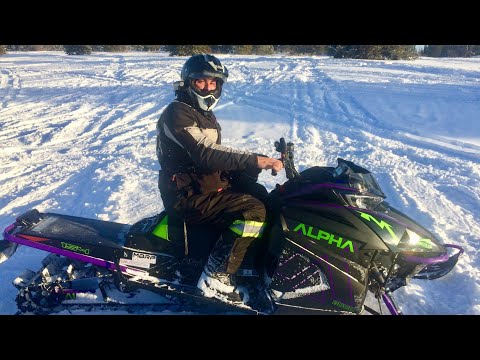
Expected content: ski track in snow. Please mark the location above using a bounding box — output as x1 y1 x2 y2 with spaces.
0 52 479 315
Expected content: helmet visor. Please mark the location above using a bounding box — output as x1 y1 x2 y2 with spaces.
188 71 228 82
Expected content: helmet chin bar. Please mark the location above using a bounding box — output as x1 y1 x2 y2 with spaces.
187 87 220 111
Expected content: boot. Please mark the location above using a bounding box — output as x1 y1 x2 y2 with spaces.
234 271 277 314
197 235 242 304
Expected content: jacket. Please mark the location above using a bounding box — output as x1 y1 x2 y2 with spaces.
156 92 259 204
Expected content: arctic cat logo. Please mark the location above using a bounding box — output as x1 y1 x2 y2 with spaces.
293 223 355 253
61 242 90 255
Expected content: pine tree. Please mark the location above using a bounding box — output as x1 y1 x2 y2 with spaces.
103 45 131 52
288 45 326 55
253 45 274 55
142 45 163 52
64 45 92 55
232 45 254 54
388 45 417 60
91 45 105 51
42 45 64 51
362 45 384 59
210 45 233 54
31 45 46 51
165 45 212 56
275 45 291 54
331 45 417 60
439 45 476 57
331 45 357 58
424 45 444 57
0 45 6 55
326 45 338 56
6 45 32 51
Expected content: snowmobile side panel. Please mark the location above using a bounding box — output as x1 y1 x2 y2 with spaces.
4 230 128 272
19 212 131 246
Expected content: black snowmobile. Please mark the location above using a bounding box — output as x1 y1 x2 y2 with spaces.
0 138 463 315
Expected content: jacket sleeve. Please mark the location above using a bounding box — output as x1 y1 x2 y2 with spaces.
161 102 258 172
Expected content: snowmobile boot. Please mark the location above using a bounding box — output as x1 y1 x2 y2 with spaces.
234 272 276 314
197 235 242 303
197 271 242 303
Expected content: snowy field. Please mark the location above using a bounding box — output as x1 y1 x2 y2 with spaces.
0 51 479 315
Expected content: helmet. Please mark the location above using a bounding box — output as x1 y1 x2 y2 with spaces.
179 54 229 111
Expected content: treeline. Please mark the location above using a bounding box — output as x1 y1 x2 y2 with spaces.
3 45 418 59
1 45 478 59
423 45 480 57
329 45 418 60
4 45 163 52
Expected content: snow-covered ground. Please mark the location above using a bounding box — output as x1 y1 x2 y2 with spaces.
0 51 479 315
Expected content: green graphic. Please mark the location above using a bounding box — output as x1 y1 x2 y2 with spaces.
293 223 355 253
418 238 434 249
357 211 400 244
152 215 170 241
357 211 433 248
332 299 356 312
61 242 90 255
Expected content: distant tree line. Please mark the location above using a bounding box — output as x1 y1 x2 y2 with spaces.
6 45 64 51
4 45 163 52
423 45 480 57
329 45 418 60
163 45 277 55
2 45 164 55
163 45 419 59
1 45 478 59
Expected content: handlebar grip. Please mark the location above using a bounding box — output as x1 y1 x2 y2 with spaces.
271 169 277 176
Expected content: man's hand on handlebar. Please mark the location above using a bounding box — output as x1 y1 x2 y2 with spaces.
256 156 284 172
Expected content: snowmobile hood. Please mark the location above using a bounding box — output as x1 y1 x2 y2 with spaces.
349 202 446 255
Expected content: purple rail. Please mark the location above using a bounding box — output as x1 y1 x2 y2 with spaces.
401 244 464 265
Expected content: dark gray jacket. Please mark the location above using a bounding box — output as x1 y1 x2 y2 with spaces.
156 93 258 201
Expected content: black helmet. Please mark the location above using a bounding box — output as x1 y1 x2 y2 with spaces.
178 54 229 111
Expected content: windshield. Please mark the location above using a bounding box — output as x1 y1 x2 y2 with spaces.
333 159 386 198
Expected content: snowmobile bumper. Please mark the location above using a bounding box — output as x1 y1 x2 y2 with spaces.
407 244 464 280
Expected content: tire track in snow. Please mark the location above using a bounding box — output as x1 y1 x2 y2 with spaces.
0 68 21 110
305 60 480 231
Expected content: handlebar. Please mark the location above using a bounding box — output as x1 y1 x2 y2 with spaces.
271 138 286 176
273 138 300 179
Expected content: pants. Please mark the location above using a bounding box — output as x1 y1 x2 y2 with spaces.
159 172 267 274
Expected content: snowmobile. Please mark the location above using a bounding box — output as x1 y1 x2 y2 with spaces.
1 138 463 315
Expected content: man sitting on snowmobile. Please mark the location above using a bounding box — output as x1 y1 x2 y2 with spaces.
156 54 283 313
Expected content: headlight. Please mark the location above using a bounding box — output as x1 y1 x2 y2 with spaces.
343 194 384 209
398 228 444 253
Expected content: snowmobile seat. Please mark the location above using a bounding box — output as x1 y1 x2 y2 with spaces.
125 211 223 260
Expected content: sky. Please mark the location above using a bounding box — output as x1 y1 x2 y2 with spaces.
0 51 479 315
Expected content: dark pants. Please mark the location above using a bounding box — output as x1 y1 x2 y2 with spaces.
159 172 267 274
